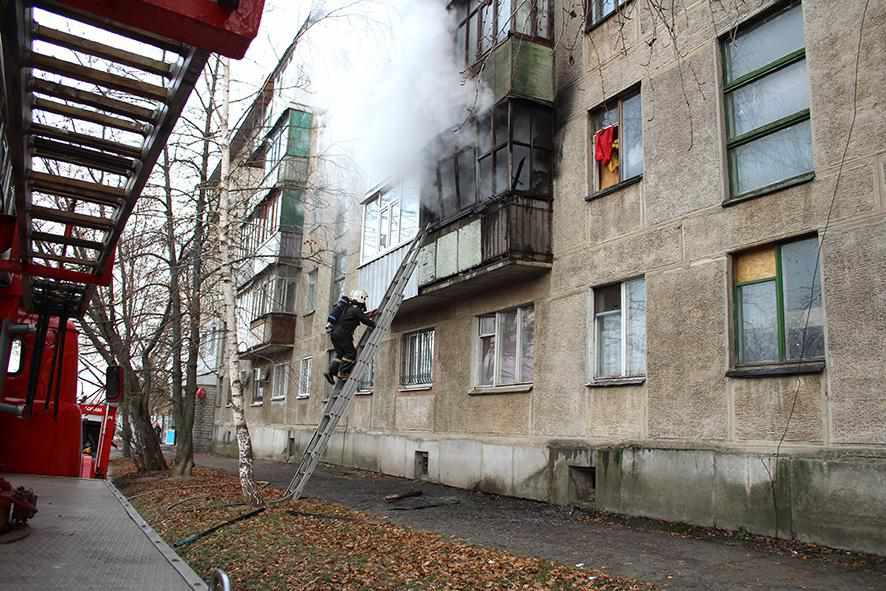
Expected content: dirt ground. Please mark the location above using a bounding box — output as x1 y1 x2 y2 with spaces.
195 453 886 591
112 460 653 591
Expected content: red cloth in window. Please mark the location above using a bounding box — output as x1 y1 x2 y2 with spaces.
594 125 616 164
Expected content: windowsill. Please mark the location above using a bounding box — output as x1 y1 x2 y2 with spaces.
355 390 373 397
399 385 433 393
271 397 286 403
303 310 315 317
469 383 533 396
726 361 825 379
722 172 815 207
295 395 310 401
586 376 646 388
586 175 642 202
250 402 263 407
585 0 635 33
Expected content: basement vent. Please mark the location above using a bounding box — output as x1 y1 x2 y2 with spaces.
568 466 596 507
415 451 429 479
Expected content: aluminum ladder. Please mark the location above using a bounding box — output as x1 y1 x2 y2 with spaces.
279 226 428 501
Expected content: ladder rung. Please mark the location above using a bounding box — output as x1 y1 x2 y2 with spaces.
30 171 125 206
32 231 104 251
33 137 135 176
32 79 156 121
32 24 175 78
30 123 144 158
30 206 114 231
30 53 169 102
33 97 151 135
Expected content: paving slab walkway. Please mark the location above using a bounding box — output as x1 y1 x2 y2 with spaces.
197 453 886 591
0 474 205 591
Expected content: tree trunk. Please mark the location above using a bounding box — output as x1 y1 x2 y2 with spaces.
219 58 263 507
120 398 133 459
162 146 191 478
182 57 218 475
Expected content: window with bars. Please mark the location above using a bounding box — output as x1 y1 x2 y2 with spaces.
589 87 643 193
733 236 824 365
476 305 534 387
454 0 552 69
722 2 812 200
297 357 312 398
401 329 435 387
589 278 646 380
272 363 289 400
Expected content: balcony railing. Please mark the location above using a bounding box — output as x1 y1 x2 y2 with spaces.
417 195 551 290
237 229 302 287
241 312 295 358
357 241 419 311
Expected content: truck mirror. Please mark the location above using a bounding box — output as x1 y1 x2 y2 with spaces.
106 366 125 404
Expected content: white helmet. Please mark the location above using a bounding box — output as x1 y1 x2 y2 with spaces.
350 289 368 306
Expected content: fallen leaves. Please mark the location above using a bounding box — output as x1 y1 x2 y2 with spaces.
111 459 656 591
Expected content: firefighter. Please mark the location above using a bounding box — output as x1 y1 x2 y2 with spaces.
324 289 376 384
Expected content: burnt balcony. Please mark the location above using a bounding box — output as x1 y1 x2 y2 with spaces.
240 312 295 359
417 195 552 296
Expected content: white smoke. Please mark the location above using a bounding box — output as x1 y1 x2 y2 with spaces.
303 0 493 190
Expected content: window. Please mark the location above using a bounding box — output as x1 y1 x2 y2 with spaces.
476 305 534 387
297 357 312 398
454 0 552 69
272 363 289 400
586 0 628 28
6 338 22 374
401 329 434 387
589 87 642 193
329 251 347 309
361 180 420 262
722 2 812 199
305 269 317 312
590 278 646 380
252 368 266 403
734 236 823 365
357 359 374 392
270 276 296 313
242 190 281 255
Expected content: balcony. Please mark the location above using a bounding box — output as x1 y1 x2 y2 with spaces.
237 229 302 287
264 155 309 189
358 241 419 311
417 195 552 296
240 312 295 359
481 37 554 104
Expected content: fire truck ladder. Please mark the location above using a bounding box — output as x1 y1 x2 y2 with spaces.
279 226 428 501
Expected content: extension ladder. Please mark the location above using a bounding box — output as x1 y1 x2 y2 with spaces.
279 226 428 500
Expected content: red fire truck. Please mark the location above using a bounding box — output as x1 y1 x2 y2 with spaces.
0 0 264 480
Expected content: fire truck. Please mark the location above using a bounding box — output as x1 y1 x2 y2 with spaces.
0 1 264 586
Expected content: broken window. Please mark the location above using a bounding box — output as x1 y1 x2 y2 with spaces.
734 236 823 365
722 2 812 199
401 328 435 387
476 305 534 387
590 278 645 380
589 87 642 193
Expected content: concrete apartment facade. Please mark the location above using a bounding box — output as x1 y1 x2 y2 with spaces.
210 0 886 555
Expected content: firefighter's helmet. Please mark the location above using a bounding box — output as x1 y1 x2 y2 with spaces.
350 289 369 306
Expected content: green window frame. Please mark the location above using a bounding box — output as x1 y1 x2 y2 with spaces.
721 2 813 201
733 236 824 366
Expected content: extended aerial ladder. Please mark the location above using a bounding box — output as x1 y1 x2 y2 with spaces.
279 225 428 501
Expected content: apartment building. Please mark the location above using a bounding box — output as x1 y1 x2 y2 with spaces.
210 0 886 555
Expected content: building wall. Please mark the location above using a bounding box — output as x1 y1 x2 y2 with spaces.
212 0 886 555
